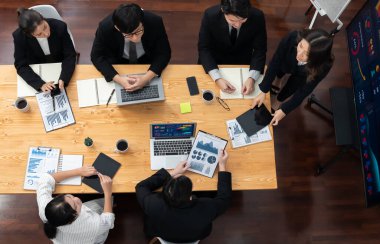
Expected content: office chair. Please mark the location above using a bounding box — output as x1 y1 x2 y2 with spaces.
149 237 200 244
29 5 80 62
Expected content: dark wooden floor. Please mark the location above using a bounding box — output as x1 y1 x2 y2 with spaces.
1 0 380 243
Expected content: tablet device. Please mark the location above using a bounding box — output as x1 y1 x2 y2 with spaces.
236 105 272 137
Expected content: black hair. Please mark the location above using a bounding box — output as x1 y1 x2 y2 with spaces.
112 3 144 34
43 195 78 239
221 0 251 19
297 29 334 81
17 7 44 35
163 175 193 207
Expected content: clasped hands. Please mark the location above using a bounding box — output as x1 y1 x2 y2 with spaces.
114 71 156 92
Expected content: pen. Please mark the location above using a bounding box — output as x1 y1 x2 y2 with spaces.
106 89 115 107
52 95 55 112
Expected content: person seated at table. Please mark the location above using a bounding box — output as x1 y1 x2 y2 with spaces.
198 0 267 95
13 8 76 92
135 150 231 243
252 29 334 126
37 166 114 243
91 3 171 92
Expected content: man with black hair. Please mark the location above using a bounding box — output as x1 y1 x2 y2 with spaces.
91 3 171 92
135 150 231 243
198 0 267 95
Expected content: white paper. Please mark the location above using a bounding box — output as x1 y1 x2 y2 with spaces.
241 68 264 99
36 89 75 132
97 78 116 105
24 147 60 190
76 78 99 107
58 155 83 185
17 63 62 97
187 131 227 178
226 119 272 148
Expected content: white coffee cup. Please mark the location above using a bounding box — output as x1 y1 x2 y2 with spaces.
202 89 214 104
114 139 129 153
13 97 30 112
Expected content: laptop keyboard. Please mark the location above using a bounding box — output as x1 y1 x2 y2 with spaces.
154 140 193 156
121 85 159 102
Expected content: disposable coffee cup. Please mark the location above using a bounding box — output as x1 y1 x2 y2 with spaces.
115 139 129 153
14 97 30 112
202 90 214 104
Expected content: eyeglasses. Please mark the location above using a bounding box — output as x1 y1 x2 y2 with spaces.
216 96 230 111
121 27 144 38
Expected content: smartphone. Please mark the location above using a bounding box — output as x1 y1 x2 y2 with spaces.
186 76 200 96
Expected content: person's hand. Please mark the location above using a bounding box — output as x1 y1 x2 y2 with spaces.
216 78 236 93
78 166 97 177
270 109 286 126
58 80 65 90
242 78 254 95
98 172 113 196
41 81 55 92
170 161 190 178
218 150 229 172
251 92 266 108
125 74 150 92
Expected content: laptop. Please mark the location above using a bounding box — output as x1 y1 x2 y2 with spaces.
150 123 196 170
115 75 165 105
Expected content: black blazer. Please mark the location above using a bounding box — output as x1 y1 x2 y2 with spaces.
259 31 333 114
13 18 76 91
198 4 267 74
136 169 232 243
90 11 171 82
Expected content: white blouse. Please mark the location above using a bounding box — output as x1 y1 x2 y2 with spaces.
36 174 115 244
36 38 51 55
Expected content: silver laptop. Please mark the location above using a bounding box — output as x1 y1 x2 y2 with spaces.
115 75 165 105
150 123 196 170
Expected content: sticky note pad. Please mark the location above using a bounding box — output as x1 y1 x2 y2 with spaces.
180 102 192 114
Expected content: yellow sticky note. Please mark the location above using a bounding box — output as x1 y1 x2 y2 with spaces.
180 102 192 114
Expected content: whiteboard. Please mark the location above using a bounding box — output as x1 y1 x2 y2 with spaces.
310 0 351 23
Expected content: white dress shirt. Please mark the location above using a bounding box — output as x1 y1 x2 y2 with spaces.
36 38 51 55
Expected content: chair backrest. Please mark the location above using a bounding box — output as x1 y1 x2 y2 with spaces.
157 237 200 244
29 5 75 48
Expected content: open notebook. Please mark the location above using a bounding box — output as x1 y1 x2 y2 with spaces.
17 63 62 97
76 78 117 107
219 67 264 99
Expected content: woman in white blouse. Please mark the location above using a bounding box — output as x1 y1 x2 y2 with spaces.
37 166 115 244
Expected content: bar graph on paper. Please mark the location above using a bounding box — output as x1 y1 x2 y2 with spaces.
36 89 75 132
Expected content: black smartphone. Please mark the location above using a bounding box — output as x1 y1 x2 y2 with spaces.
186 76 200 95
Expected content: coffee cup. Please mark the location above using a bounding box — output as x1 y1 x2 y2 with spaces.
14 97 30 112
202 89 214 104
114 139 129 153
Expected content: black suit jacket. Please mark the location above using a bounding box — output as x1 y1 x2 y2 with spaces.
13 19 76 91
198 5 267 73
136 169 232 243
259 31 332 114
90 11 171 82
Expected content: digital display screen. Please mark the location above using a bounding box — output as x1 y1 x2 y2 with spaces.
151 123 196 139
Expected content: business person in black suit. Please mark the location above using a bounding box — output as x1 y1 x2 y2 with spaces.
13 8 76 92
136 150 231 243
198 0 267 95
91 3 171 92
252 29 334 126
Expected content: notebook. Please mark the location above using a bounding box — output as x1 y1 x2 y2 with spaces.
82 153 121 193
76 78 117 107
219 67 264 99
236 105 273 137
17 63 62 97
115 74 165 106
150 123 196 170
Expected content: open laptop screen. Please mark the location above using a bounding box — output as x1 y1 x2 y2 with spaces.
151 123 196 139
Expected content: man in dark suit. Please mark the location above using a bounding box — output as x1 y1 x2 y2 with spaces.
135 150 232 243
198 0 267 94
13 8 76 92
91 3 171 92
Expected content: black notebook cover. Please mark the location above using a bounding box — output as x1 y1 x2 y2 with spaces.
236 105 273 137
82 153 121 193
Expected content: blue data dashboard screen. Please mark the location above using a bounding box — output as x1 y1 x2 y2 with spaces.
346 0 380 207
151 123 195 139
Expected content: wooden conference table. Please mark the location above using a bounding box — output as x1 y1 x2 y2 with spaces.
0 65 277 194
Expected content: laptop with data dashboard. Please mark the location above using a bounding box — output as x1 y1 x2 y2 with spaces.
115 75 165 105
150 123 196 170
